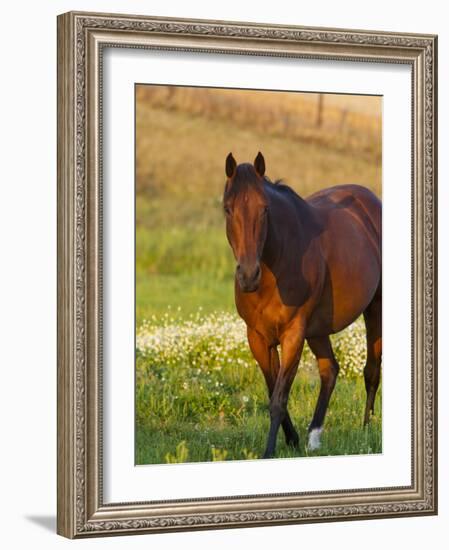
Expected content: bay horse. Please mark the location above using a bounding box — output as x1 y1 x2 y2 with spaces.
223 152 381 458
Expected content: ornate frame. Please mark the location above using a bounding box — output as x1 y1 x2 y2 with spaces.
57 11 438 538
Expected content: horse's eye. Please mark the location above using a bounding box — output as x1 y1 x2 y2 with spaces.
262 206 269 215
224 206 231 215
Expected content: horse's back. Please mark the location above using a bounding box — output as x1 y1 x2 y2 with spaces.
307 184 381 238
305 184 381 335
307 184 381 261
306 184 382 239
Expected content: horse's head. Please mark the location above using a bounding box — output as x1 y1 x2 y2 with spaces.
223 152 269 293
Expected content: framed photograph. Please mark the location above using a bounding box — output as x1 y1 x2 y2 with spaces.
57 11 438 538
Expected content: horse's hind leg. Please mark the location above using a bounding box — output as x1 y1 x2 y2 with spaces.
307 336 339 450
363 286 382 425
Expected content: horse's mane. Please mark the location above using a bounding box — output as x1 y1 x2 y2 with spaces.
263 176 309 209
224 165 309 212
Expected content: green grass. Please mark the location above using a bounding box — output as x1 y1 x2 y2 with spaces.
135 312 381 464
136 273 234 325
135 221 235 324
136 351 381 465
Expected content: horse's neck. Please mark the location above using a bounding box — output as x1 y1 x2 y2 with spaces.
262 188 319 269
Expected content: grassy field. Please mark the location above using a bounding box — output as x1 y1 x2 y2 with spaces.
136 312 381 464
135 85 382 464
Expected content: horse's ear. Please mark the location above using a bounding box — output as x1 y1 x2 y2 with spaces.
225 152 237 178
254 152 265 177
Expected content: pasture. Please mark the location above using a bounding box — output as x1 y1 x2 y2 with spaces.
135 85 382 464
136 312 381 464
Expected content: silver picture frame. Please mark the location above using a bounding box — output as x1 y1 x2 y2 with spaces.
57 11 437 538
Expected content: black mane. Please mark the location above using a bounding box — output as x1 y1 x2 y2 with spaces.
263 176 309 209
224 164 309 212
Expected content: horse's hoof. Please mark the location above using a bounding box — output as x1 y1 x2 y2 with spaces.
286 434 300 449
262 450 275 459
364 410 374 426
308 428 323 451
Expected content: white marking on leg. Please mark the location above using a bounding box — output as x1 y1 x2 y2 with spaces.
308 428 323 451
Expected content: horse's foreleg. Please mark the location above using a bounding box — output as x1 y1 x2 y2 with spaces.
263 327 305 459
270 348 299 447
247 329 299 449
363 288 382 425
307 336 339 450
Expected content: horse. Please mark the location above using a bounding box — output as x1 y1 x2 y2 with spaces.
223 152 382 458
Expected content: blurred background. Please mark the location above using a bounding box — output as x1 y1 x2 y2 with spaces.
135 84 382 322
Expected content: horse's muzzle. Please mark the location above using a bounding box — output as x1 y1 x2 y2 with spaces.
236 263 261 293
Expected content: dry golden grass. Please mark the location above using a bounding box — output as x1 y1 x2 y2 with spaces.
136 85 381 220
136 85 381 168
